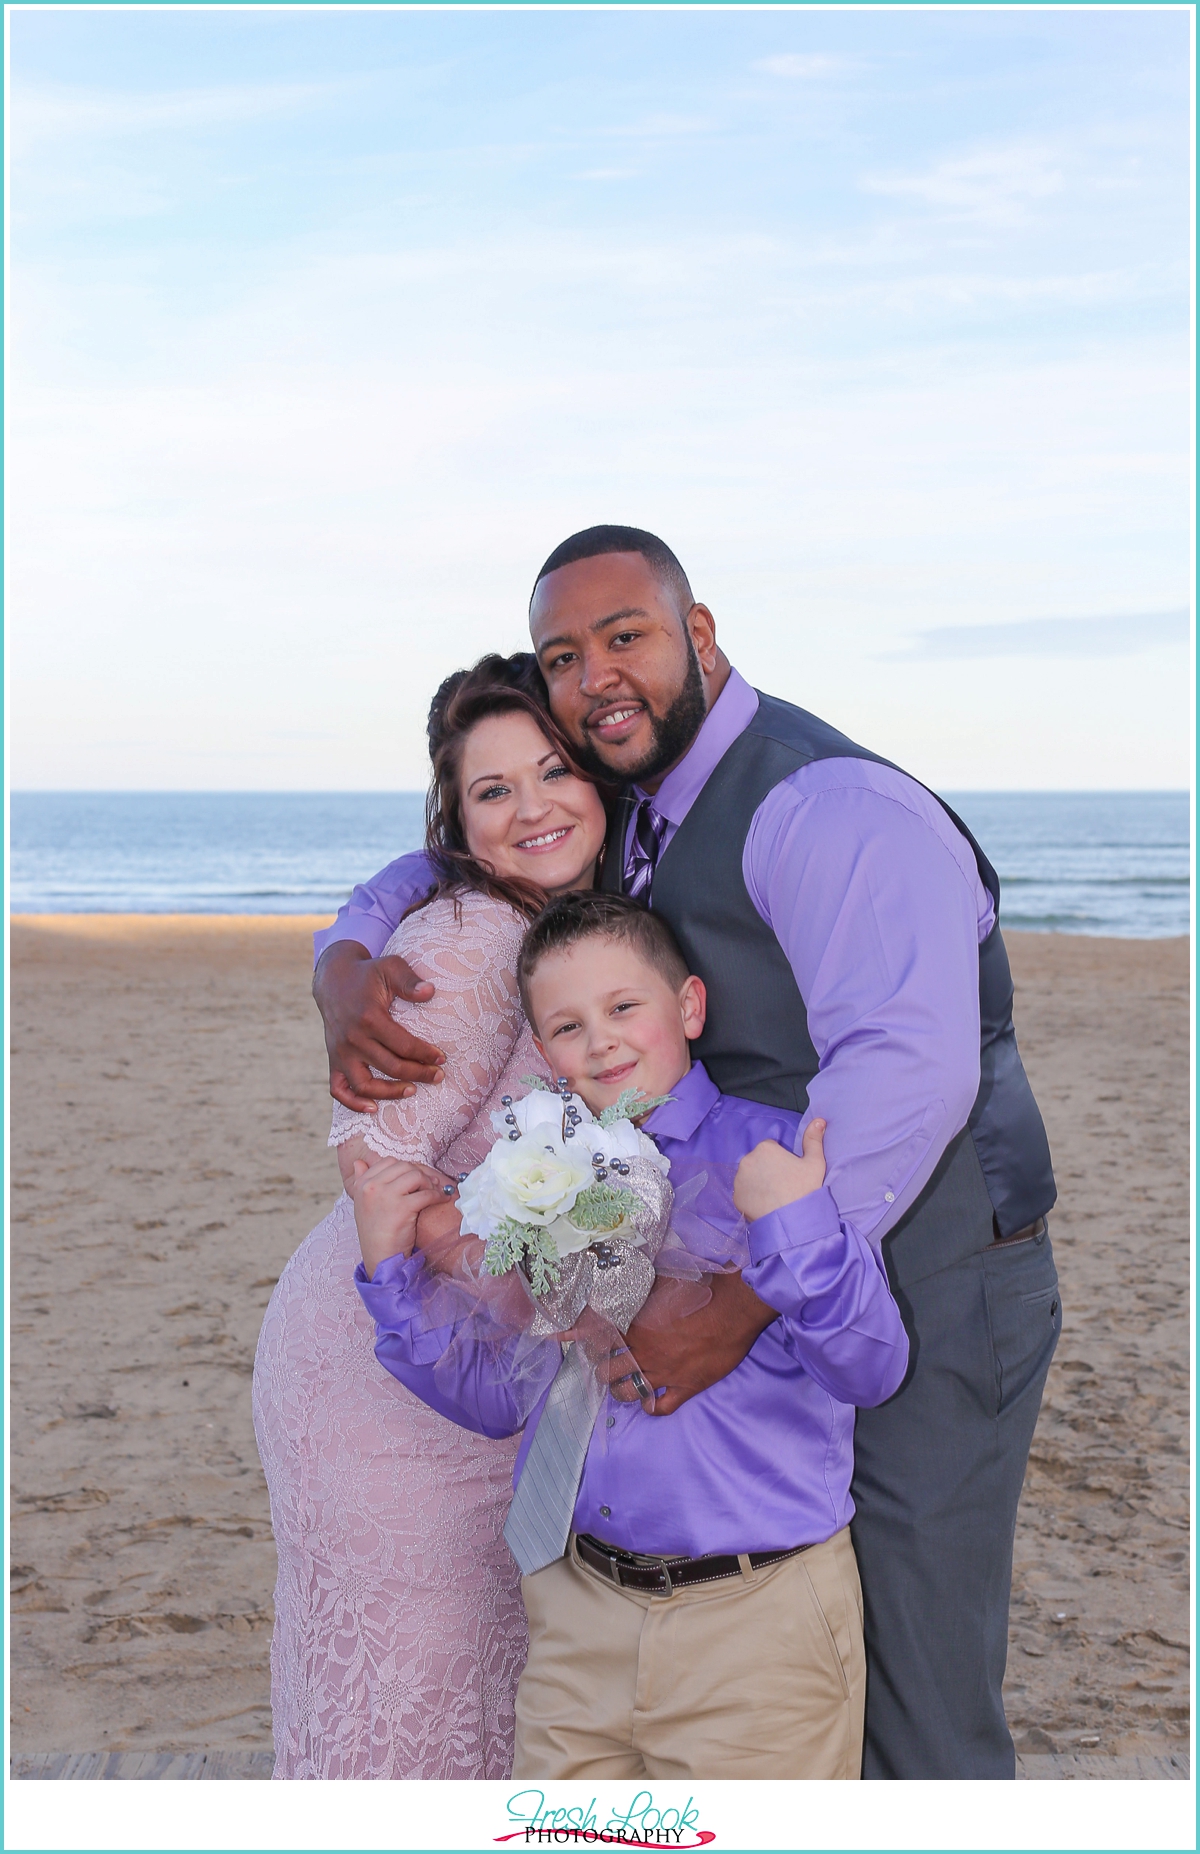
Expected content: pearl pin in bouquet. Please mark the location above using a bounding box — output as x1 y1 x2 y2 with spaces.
455 1076 674 1335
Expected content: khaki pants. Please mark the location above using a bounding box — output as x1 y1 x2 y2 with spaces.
513 1525 865 1780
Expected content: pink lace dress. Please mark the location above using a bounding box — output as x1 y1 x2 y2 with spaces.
252 892 549 1780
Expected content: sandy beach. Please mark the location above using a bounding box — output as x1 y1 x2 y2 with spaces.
9 916 1190 1764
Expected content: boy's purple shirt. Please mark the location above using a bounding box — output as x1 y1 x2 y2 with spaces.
356 1061 909 1559
315 667 992 1252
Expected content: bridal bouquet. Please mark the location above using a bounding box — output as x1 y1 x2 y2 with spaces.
429 1076 753 1418
456 1077 678 1336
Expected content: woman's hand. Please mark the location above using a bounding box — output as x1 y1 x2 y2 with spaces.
348 1153 453 1280
733 1120 827 1223
313 942 446 1112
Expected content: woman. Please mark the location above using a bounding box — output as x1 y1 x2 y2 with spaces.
252 654 609 1779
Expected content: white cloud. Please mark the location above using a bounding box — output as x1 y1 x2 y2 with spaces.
10 78 339 156
886 610 1191 661
9 212 1189 789
864 142 1065 226
7 25 1189 796
612 112 712 139
754 54 846 80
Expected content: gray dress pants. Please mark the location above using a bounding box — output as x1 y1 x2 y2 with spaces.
850 1139 1061 1780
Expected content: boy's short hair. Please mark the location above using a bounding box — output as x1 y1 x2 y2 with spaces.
517 892 691 1025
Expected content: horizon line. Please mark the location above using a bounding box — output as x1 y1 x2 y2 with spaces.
10 786 1193 798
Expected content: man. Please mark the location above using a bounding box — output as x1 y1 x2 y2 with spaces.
312 525 1061 1779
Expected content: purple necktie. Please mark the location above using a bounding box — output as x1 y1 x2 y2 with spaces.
625 798 669 903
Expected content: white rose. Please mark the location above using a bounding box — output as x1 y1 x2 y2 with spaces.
455 1164 498 1242
544 1210 646 1257
544 1213 597 1259
488 1088 595 1141
575 1117 670 1176
476 1132 593 1228
575 1118 638 1164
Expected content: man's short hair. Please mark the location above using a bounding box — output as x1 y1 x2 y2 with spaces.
531 525 694 617
517 891 691 1026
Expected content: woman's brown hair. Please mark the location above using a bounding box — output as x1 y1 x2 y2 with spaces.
412 652 612 921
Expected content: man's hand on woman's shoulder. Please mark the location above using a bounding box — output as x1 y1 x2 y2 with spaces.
313 941 446 1112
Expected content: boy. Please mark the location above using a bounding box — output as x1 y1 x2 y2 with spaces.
351 892 908 1780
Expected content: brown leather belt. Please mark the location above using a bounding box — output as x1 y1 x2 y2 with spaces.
990 1214 1048 1248
574 1532 809 1595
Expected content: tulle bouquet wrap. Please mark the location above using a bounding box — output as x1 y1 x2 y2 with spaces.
455 1076 749 1341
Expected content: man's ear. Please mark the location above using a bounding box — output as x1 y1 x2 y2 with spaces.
686 604 719 676
531 1033 548 1064
680 974 707 1041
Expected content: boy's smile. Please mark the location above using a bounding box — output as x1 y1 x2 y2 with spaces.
525 936 706 1117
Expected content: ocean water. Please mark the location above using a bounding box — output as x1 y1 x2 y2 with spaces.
943 792 1190 938
9 790 1191 938
9 792 429 918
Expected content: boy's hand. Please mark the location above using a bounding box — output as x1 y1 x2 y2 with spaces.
733 1120 827 1223
414 1195 486 1277
348 1153 452 1280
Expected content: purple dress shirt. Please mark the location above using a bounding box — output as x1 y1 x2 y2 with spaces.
315 665 993 1253
356 1061 909 1558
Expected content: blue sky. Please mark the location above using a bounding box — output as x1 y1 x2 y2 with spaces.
9 6 1192 789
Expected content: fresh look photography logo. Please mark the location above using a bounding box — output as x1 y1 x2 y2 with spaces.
496 1789 715 1848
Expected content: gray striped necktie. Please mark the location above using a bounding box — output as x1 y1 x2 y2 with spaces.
625 798 668 902
503 1342 605 1576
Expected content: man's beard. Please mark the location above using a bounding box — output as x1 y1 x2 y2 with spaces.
572 644 708 788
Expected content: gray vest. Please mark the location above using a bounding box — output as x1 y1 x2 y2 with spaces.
601 691 1056 1268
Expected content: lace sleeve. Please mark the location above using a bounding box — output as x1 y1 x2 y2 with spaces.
328 892 529 1170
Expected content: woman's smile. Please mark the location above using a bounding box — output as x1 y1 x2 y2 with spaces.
513 824 574 853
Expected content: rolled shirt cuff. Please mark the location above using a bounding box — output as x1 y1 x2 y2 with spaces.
354 1250 426 1302
314 914 398 964
745 1184 843 1264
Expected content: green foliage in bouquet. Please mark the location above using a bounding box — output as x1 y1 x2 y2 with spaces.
483 1218 563 1295
567 1181 640 1230
480 1184 642 1295
479 1081 670 1296
595 1088 673 1127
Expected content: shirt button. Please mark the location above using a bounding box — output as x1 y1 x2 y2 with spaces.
600 1505 611 1518
884 1191 895 1203
606 1417 616 1428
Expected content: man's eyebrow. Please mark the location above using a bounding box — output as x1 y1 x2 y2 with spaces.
536 607 650 657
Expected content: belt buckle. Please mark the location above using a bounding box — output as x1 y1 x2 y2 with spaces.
632 1552 674 1595
621 1547 676 1594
